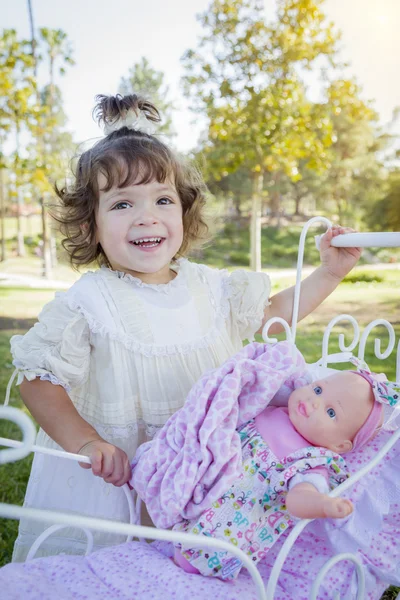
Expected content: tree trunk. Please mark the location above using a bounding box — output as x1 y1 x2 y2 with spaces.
0 169 6 262
269 172 282 223
50 230 58 268
234 194 242 217
16 188 25 257
15 121 25 257
294 191 302 216
250 172 263 272
334 193 343 222
41 195 52 279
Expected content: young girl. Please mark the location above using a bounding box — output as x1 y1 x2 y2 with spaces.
9 93 361 561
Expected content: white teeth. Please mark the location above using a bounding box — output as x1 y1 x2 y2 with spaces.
133 237 162 244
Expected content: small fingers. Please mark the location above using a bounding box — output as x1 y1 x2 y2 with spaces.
101 451 116 481
78 442 131 487
107 453 131 487
331 225 357 237
340 499 353 515
78 460 92 470
102 450 131 487
334 498 353 518
122 456 132 486
90 450 104 477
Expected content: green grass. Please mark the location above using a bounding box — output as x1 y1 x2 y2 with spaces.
0 279 399 597
0 328 35 566
3 216 42 240
0 256 81 283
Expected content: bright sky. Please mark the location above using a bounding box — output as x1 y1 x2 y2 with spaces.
2 0 400 151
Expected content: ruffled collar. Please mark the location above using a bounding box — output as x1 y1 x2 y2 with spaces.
102 259 186 294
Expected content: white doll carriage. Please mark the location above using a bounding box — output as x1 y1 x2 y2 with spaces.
0 216 400 600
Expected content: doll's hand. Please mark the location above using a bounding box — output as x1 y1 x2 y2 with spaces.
319 225 362 281
322 496 353 519
78 439 131 487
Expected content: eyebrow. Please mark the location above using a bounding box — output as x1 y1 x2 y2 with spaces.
101 183 177 203
336 396 344 414
101 190 126 203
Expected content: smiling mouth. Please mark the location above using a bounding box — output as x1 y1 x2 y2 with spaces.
130 237 164 248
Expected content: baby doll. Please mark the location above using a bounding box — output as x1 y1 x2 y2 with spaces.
172 368 397 580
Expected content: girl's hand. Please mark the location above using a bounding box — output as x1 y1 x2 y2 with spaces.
319 225 362 281
322 496 353 519
78 439 131 487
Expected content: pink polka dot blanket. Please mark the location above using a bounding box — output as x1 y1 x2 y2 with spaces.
130 341 311 528
0 431 399 599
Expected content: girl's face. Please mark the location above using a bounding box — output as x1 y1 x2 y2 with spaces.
96 175 184 284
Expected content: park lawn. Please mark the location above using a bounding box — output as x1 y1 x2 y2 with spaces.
0 279 399 598
0 327 34 566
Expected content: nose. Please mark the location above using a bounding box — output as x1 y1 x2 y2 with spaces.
133 204 158 226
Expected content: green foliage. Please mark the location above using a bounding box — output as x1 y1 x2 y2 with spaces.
198 221 321 267
194 220 400 269
343 272 384 284
182 0 388 231
0 29 36 139
182 0 340 178
367 171 400 232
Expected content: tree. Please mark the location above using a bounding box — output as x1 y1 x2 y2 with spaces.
0 29 36 257
317 79 384 224
35 27 75 273
0 155 6 262
118 57 174 136
182 0 339 270
367 170 400 232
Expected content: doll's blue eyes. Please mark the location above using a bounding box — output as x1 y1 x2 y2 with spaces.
327 408 336 419
313 386 322 395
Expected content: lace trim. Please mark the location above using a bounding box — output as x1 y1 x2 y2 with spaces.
219 270 232 320
62 268 229 357
13 362 71 393
95 420 162 440
101 260 183 294
96 421 139 440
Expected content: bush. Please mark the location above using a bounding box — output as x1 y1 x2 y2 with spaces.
343 272 384 284
228 250 249 265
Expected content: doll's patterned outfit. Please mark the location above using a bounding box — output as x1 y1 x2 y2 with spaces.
174 408 348 580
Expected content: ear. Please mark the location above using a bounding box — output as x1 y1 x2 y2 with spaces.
331 440 353 454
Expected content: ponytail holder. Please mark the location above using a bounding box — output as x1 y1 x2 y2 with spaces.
103 109 157 136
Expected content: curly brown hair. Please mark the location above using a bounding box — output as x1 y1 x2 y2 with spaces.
55 94 209 269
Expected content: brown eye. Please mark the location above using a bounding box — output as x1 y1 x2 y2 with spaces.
157 197 173 205
112 202 130 210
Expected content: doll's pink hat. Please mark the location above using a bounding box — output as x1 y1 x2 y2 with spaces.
349 358 400 451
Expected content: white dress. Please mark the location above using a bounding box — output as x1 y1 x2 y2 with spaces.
10 259 271 561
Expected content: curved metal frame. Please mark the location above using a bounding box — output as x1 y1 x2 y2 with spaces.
1 219 399 600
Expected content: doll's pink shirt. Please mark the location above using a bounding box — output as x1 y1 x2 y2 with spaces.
254 406 329 490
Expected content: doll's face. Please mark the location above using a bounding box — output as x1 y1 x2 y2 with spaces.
288 372 374 454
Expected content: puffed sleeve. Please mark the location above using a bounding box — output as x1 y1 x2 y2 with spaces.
10 293 90 392
224 269 271 341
